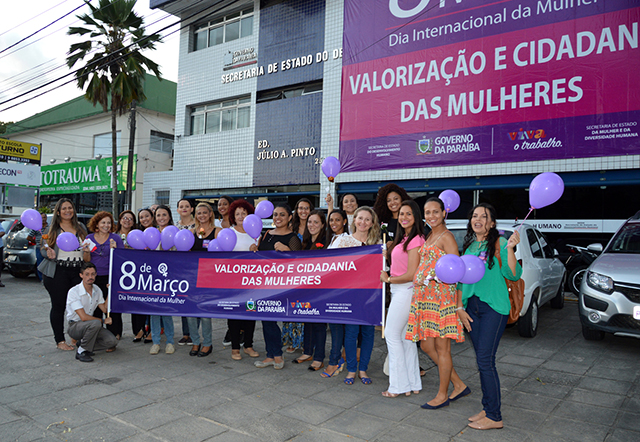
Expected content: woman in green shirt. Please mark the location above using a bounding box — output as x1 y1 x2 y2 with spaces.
456 203 521 431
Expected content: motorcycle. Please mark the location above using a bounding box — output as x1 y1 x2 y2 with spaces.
565 243 603 295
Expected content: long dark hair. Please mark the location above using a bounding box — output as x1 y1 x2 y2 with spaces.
339 193 359 213
302 210 326 249
47 198 86 247
137 208 156 229
424 197 445 240
326 209 348 245
291 198 312 234
154 205 174 228
389 200 425 256
463 203 499 269
373 183 411 223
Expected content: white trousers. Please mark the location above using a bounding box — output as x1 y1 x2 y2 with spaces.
386 282 422 394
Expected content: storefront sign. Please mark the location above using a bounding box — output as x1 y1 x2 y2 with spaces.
0 162 41 186
40 155 136 195
339 0 640 172
109 246 383 325
0 139 41 164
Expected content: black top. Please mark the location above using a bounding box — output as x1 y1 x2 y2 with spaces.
385 218 399 241
191 229 216 252
303 236 326 250
259 231 302 251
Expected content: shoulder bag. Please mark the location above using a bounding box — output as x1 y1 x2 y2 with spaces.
495 239 525 324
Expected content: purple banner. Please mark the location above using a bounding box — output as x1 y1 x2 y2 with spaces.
340 0 640 172
109 247 383 326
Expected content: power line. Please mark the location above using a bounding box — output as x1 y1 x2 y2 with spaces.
0 0 70 38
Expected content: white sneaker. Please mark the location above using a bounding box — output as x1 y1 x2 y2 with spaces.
165 343 175 354
150 344 160 355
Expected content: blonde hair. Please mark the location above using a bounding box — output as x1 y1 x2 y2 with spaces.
351 206 381 245
194 202 214 232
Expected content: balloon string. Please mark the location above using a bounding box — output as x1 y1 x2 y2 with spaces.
445 211 449 221
505 207 533 249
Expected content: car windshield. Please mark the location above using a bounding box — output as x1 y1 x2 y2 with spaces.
608 223 640 254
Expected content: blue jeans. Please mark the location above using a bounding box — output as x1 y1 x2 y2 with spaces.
303 323 327 362
328 324 344 366
150 316 174 345
262 321 283 358
466 295 508 422
344 325 374 373
187 317 212 347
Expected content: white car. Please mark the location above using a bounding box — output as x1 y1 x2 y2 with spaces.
447 222 566 337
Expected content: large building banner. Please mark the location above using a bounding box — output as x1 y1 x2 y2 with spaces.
340 0 640 172
109 246 383 325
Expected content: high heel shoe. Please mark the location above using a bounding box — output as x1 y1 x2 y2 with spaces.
189 345 201 356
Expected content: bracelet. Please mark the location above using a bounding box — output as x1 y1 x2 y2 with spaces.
455 307 464 311
387 275 391 284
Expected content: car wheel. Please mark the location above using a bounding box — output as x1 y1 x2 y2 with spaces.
10 270 31 279
569 265 588 296
581 323 605 341
549 273 566 309
518 297 538 338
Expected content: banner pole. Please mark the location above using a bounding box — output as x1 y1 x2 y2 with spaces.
107 247 113 318
381 233 387 339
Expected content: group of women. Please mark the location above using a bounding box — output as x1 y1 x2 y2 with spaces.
40 184 521 431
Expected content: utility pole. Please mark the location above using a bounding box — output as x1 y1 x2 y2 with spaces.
126 100 136 210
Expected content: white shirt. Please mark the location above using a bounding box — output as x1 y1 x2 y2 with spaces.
65 281 105 322
232 227 258 251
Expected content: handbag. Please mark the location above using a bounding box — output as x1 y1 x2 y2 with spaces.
495 239 524 324
37 257 56 279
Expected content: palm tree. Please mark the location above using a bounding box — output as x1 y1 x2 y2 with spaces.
67 0 162 215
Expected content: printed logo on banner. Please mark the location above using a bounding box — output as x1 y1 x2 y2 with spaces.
507 127 563 151
417 138 433 155
291 300 320 316
158 263 168 277
508 128 547 141
246 299 256 311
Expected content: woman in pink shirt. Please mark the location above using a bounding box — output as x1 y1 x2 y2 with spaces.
380 200 425 397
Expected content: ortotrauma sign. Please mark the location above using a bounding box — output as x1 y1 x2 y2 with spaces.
109 246 384 325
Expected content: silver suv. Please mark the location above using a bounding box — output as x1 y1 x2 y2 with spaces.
579 211 640 340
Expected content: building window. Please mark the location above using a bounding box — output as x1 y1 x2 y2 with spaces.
155 190 170 206
256 80 323 103
94 132 121 158
190 96 251 135
150 130 174 154
194 6 254 51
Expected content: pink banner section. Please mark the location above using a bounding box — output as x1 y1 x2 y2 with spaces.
340 9 640 141
196 253 383 290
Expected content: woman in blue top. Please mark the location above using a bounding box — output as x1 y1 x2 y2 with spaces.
456 203 521 431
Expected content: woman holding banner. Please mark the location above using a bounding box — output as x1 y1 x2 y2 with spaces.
380 200 424 397
251 203 302 370
282 198 312 353
187 202 217 358
457 203 521 430
295 210 327 371
148 205 176 355
406 197 468 409
331 206 381 385
228 199 259 360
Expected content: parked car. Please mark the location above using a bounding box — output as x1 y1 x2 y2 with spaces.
564 243 602 295
3 213 92 278
448 222 567 337
579 211 640 340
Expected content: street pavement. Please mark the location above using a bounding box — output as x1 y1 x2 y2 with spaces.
0 275 639 442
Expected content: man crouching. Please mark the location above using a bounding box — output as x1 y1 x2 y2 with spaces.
66 262 117 362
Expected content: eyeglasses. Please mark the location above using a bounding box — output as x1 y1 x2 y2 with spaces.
121 217 134 222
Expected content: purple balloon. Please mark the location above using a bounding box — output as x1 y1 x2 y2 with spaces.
321 156 341 181
207 238 221 252
435 254 466 284
439 189 460 213
460 255 486 284
174 229 195 251
143 227 161 250
161 225 179 250
529 172 565 209
217 228 237 252
255 200 274 219
56 232 79 252
21 209 42 231
127 229 146 250
243 214 263 239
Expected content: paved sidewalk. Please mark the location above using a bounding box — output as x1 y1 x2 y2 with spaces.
0 277 639 442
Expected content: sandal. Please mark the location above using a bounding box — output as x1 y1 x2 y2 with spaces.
344 372 356 385
381 391 400 398
106 347 116 353
320 365 339 378
57 341 74 351
292 355 312 364
359 372 372 385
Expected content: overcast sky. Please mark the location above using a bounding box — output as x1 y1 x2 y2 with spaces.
0 0 179 124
